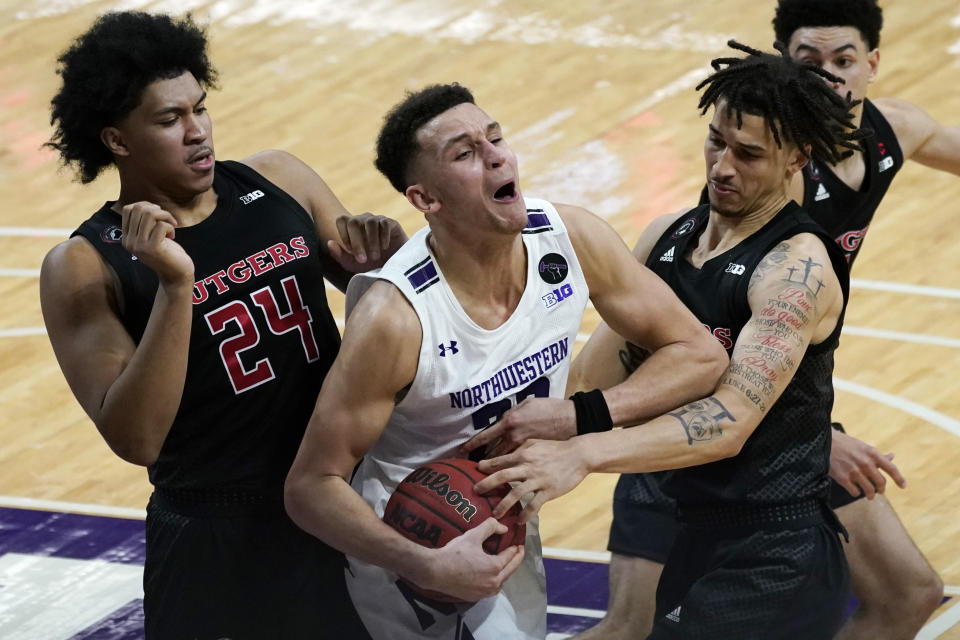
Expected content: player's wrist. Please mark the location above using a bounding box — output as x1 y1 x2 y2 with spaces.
570 389 613 436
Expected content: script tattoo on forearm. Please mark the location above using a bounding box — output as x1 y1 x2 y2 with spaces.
618 341 650 376
669 397 735 445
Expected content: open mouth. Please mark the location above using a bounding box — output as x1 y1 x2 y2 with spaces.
188 148 214 169
493 181 517 202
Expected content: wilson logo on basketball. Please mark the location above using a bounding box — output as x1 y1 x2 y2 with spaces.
405 468 479 523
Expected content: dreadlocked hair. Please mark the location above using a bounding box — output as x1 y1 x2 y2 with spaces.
696 40 869 164
774 0 883 51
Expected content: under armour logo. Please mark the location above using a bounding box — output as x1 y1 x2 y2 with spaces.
438 341 459 357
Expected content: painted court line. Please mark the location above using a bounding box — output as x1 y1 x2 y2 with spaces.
0 496 145 519
833 377 960 440
543 546 611 563
851 278 960 300
547 604 604 619
918 598 960 639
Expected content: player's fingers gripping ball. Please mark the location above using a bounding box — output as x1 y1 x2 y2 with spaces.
383 458 526 601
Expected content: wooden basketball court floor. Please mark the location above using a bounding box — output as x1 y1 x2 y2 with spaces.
1 0 958 637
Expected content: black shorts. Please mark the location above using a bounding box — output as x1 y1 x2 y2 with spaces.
143 489 371 640
608 424 863 561
647 507 850 639
607 471 677 563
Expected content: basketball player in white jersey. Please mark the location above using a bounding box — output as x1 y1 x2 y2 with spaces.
284 83 728 639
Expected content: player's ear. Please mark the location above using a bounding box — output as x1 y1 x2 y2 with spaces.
100 126 130 157
866 48 879 84
406 184 441 215
787 145 809 178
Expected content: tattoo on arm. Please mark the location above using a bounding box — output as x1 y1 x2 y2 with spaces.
733 243 827 414
669 397 735 445
618 341 650 376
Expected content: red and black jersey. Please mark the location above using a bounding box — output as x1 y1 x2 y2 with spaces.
646 202 849 507
73 161 341 494
802 98 904 265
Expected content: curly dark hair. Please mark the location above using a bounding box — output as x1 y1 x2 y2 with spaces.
774 0 883 51
47 11 219 184
374 83 476 193
697 40 868 164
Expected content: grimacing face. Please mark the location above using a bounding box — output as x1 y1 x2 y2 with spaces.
407 102 527 235
704 103 806 219
787 26 879 104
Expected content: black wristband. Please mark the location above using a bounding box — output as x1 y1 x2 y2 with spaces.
570 389 614 436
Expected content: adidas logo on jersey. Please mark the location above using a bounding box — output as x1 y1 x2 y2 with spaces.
814 183 830 201
666 606 682 623
878 156 894 173
239 189 265 205
660 246 675 262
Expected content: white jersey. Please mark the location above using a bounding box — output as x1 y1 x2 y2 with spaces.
343 198 589 640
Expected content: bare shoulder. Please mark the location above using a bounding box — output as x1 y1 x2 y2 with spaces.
241 149 310 186
748 231 842 332
871 97 936 156
41 236 114 299
345 279 421 344
632 210 692 262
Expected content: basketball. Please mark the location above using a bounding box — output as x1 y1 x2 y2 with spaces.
383 457 526 600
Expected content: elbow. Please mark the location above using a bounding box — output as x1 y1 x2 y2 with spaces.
110 441 160 467
697 341 730 396
100 425 162 467
283 466 312 525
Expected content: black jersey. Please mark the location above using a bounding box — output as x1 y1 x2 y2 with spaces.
646 202 850 507
73 161 341 493
802 98 903 265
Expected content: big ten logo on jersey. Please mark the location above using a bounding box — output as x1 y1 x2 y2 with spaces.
204 274 320 394
725 262 746 276
703 323 733 350
239 189 265 205
542 283 573 309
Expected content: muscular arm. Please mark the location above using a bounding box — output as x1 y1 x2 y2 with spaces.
874 97 960 175
561 204 727 425
480 233 843 518
566 210 691 397
245 150 407 290
39 211 194 466
579 233 843 471
284 281 522 599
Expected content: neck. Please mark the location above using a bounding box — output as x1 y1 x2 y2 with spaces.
427 225 527 329
114 173 218 227
702 195 789 257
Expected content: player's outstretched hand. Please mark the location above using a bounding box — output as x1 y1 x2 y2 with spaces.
328 212 407 272
460 397 577 459
407 518 524 602
829 427 906 499
476 439 589 523
120 202 194 286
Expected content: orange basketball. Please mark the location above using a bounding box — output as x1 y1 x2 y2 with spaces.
383 458 526 601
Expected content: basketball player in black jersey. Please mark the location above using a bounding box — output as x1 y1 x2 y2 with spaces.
474 42 862 638
570 2 956 638
39 12 404 639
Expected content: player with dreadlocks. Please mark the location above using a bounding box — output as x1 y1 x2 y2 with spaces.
563 1 958 636
469 40 862 638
